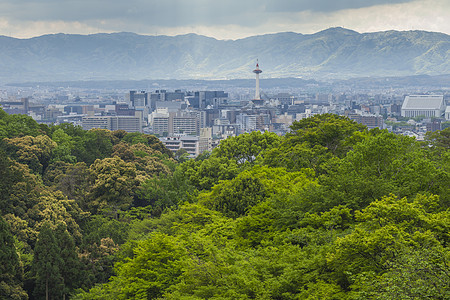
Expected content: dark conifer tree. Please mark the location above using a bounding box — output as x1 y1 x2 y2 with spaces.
32 223 64 300
55 223 81 299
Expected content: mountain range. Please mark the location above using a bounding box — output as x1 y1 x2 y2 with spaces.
0 27 449 83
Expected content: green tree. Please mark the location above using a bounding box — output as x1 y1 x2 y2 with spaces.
328 194 449 296
0 215 28 300
55 223 82 299
0 108 48 139
201 166 315 219
112 142 172 180
287 113 367 157
32 223 64 300
0 150 24 214
212 130 281 165
263 114 367 173
174 148 189 163
88 156 139 215
317 131 448 210
51 128 76 163
203 172 267 218
3 135 57 174
73 129 116 165
424 127 450 151
137 169 197 216
75 233 187 299
46 162 91 209
178 156 239 191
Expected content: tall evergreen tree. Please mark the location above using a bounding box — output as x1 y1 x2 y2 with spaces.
32 223 64 300
55 223 81 300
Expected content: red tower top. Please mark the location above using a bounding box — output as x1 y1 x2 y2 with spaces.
253 61 262 74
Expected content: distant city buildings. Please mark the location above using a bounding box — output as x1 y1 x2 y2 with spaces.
1 68 449 158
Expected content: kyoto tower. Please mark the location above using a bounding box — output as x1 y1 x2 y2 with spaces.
253 60 263 104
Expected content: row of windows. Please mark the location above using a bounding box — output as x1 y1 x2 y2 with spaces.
403 110 439 117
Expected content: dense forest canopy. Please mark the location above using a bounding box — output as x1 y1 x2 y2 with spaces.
0 108 448 299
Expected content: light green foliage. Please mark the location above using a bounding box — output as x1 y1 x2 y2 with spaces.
0 108 48 139
328 194 449 298
263 114 367 173
26 190 85 243
77 233 187 300
179 156 240 190
287 113 366 156
51 128 77 163
212 130 281 165
297 131 448 212
201 166 315 218
2 111 449 299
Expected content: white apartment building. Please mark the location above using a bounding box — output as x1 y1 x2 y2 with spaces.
82 115 142 132
160 136 201 157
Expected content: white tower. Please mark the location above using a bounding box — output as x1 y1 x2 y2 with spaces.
253 61 262 101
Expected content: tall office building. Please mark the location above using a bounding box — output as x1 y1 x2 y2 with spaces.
127 91 148 107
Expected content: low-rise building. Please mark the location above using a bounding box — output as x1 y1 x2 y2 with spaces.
159 136 201 157
401 95 445 118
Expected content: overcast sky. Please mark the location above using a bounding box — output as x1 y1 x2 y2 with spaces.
0 0 449 39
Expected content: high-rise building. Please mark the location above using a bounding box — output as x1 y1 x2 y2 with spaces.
191 91 228 108
127 91 148 107
149 109 202 136
149 108 170 136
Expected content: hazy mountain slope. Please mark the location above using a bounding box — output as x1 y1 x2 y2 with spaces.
0 28 448 83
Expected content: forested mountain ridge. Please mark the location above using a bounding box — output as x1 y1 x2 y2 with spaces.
0 27 449 83
0 108 449 299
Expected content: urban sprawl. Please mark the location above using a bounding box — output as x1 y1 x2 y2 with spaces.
1 66 448 158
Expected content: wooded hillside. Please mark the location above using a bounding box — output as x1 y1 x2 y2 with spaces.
0 109 448 299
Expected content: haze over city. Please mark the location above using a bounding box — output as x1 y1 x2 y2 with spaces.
1 0 449 39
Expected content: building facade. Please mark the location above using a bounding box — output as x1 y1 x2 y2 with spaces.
401 95 445 118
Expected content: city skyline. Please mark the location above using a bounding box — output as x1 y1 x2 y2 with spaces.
0 0 449 39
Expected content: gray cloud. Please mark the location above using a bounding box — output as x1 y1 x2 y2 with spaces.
0 0 416 28
263 0 413 12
